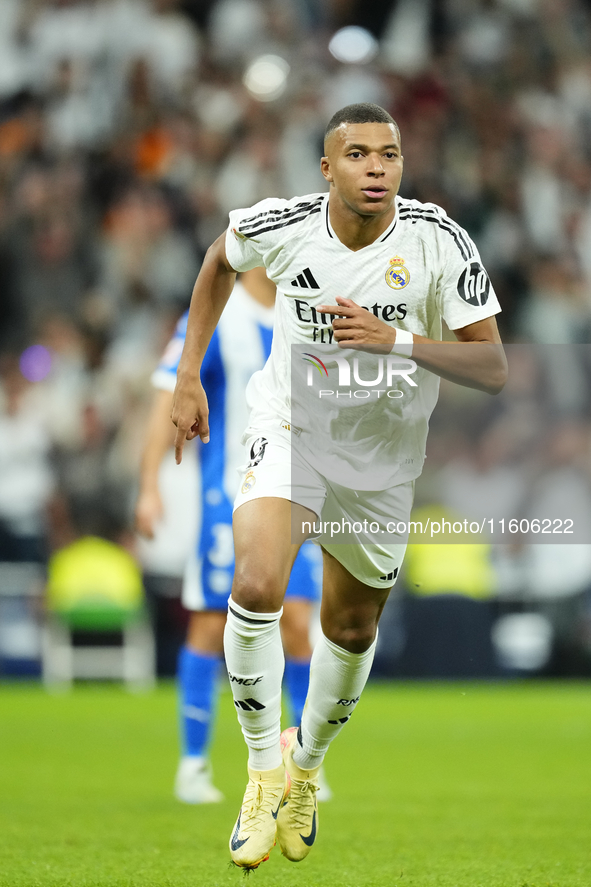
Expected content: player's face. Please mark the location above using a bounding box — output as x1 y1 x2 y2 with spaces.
321 122 403 218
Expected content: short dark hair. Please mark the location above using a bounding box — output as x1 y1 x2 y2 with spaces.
324 103 399 143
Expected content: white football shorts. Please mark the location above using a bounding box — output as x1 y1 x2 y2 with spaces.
233 423 414 589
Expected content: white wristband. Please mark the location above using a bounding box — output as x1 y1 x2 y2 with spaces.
390 328 414 358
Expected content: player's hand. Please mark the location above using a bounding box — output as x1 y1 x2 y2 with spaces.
134 489 164 539
318 296 396 353
171 378 210 464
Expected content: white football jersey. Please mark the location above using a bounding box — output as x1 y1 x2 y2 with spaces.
225 192 501 489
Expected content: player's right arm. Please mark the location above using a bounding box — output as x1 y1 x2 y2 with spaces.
172 233 237 463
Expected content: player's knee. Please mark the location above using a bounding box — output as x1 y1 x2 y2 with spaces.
326 623 377 654
231 565 283 613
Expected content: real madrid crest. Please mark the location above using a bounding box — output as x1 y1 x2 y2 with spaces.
241 471 256 494
385 256 410 290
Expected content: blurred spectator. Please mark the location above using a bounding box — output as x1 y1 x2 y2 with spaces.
412 346 591 675
0 356 54 563
1 160 100 346
518 256 590 344
100 184 199 316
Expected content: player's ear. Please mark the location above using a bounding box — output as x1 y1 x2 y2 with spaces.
321 156 333 183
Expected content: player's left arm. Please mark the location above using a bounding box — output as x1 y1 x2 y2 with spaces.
321 297 508 395
411 315 508 395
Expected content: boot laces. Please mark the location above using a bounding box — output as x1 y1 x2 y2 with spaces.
287 778 318 830
242 779 284 832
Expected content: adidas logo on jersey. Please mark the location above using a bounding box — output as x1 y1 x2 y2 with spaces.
290 268 320 289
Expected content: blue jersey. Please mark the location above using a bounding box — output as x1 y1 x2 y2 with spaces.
153 282 321 610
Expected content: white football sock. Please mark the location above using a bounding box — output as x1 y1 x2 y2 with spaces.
224 597 284 771
293 631 377 770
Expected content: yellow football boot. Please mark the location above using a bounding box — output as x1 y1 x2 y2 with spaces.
229 762 289 870
276 727 320 862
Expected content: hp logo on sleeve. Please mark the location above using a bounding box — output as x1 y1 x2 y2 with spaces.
457 262 490 307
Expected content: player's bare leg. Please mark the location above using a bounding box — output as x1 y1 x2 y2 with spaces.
319 548 390 652
225 497 314 869
277 548 391 861
281 597 332 802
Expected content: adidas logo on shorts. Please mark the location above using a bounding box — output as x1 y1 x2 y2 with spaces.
379 568 399 582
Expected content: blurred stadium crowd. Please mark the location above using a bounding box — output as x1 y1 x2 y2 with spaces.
1 0 591 676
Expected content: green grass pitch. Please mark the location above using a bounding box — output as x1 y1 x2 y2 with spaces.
0 680 589 887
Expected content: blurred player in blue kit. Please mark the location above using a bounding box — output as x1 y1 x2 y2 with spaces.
135 267 329 804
